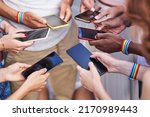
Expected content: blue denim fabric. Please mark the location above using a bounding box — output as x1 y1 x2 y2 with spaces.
0 60 11 100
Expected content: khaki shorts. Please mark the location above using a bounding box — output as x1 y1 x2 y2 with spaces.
5 21 79 100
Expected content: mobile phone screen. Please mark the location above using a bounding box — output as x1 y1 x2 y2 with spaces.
22 52 63 78
44 15 69 29
78 27 105 40
67 43 107 75
75 10 100 23
78 27 98 40
18 28 49 41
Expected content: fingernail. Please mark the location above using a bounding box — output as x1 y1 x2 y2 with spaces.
43 68 47 72
95 16 99 19
24 34 28 37
91 8 95 12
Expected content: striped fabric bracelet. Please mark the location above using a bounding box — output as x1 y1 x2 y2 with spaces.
129 63 140 80
121 40 131 55
17 11 24 24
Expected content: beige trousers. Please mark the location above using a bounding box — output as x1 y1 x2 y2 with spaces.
5 21 79 100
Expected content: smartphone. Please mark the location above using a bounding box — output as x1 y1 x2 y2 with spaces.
44 15 69 29
66 43 107 76
75 10 100 23
78 27 105 41
17 28 50 42
22 52 63 78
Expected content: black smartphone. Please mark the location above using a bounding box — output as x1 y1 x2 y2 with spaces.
17 28 50 42
44 15 69 29
22 52 63 78
75 10 100 23
78 27 105 41
66 43 107 76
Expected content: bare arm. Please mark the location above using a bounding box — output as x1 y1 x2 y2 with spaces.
0 0 18 22
141 69 150 100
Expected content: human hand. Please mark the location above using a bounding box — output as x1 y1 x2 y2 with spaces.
3 62 30 82
89 33 123 53
77 62 102 92
90 52 121 73
23 68 49 92
94 6 125 23
1 33 34 53
60 0 72 22
23 12 47 28
80 0 101 13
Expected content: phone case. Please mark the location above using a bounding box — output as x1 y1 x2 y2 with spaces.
66 43 107 75
75 10 100 23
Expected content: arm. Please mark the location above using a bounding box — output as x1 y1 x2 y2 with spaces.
7 68 49 100
89 33 143 56
0 1 18 22
141 69 150 100
91 52 149 81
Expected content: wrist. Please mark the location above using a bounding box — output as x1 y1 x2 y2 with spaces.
16 11 24 24
121 39 132 55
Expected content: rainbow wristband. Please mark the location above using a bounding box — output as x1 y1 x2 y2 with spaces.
17 11 24 24
129 63 140 80
121 40 131 55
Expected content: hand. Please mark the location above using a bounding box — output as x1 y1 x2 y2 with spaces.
23 12 47 28
60 0 72 22
94 6 125 23
77 62 102 93
3 62 30 82
23 68 49 92
1 33 34 53
89 33 123 53
80 0 101 13
90 52 121 73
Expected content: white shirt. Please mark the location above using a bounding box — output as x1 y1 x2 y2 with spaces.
3 0 71 51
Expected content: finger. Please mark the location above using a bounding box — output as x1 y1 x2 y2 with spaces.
89 40 103 46
36 68 47 75
60 6 66 20
95 11 109 21
80 4 88 13
64 9 72 22
15 29 25 33
90 52 104 59
13 33 26 38
19 41 34 47
88 62 97 73
83 0 95 11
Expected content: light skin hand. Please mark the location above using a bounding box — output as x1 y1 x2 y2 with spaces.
23 12 47 29
89 33 123 53
90 52 121 73
80 0 101 13
60 0 72 22
23 68 49 92
77 62 111 100
1 33 34 53
94 6 125 23
1 63 30 82
77 62 102 92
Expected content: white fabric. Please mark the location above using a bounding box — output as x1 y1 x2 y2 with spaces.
3 0 71 51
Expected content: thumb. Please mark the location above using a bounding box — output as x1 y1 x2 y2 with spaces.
36 68 47 75
88 62 97 73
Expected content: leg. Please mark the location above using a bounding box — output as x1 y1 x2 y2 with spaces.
73 86 95 100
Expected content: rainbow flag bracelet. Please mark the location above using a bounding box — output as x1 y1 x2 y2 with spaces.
129 63 140 80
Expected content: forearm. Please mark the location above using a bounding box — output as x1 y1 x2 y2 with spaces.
116 60 148 81
0 1 18 22
128 42 143 56
94 85 111 100
0 68 7 82
63 0 74 6
7 84 29 100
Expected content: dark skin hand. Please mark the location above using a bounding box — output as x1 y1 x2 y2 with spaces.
89 33 123 53
89 33 143 56
95 14 131 34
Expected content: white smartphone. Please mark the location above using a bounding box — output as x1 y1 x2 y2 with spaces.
17 28 50 42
